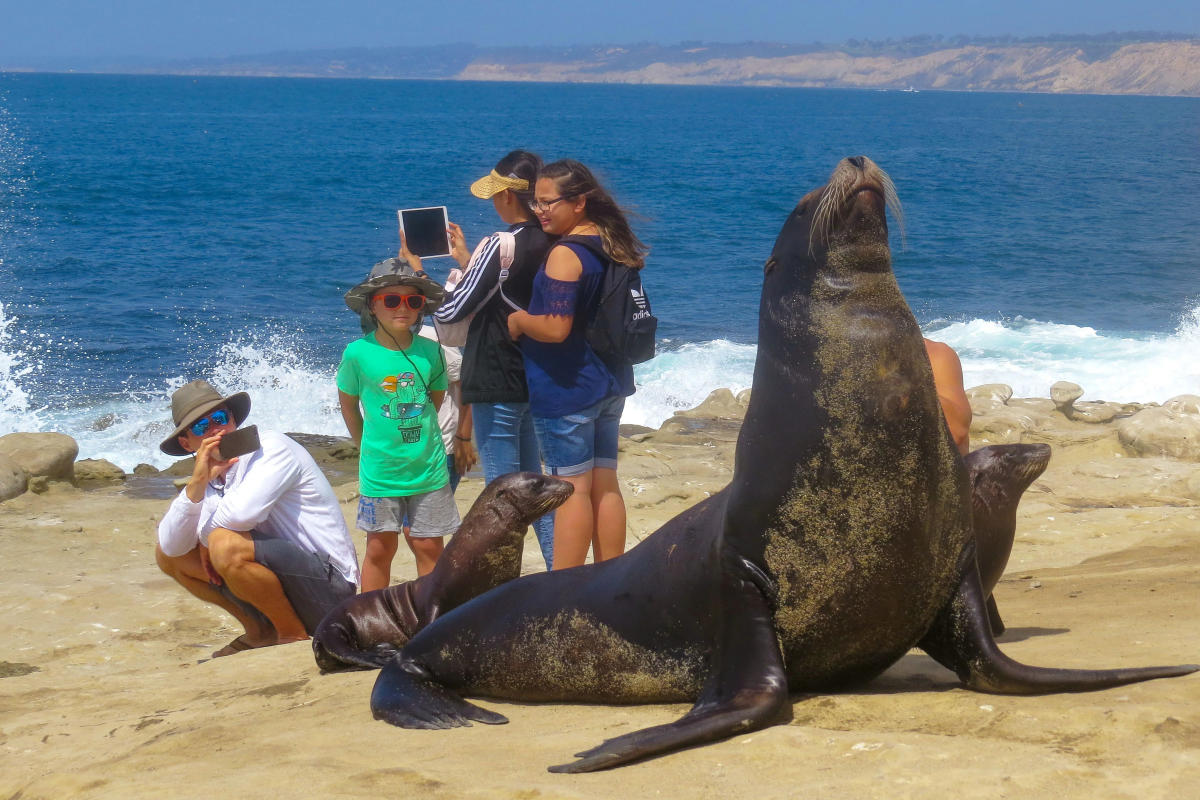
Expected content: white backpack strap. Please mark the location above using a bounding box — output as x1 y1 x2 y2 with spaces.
497 231 516 280
496 231 521 310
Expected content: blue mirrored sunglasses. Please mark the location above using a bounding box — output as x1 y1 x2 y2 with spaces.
190 409 230 437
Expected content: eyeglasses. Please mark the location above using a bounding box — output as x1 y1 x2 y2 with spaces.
190 409 230 437
373 293 426 311
532 195 570 213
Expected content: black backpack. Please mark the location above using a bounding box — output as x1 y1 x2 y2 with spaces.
559 235 657 366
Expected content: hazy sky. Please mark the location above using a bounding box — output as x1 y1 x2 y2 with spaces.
1 0 1197 63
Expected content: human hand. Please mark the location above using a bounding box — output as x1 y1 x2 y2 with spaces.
447 222 470 267
506 310 523 341
185 434 237 502
453 438 478 476
398 227 423 272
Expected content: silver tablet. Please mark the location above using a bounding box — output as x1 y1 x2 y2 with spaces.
398 206 451 258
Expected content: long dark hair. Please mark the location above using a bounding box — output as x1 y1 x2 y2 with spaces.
539 159 647 269
494 150 543 221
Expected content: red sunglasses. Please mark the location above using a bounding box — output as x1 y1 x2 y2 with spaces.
373 293 426 311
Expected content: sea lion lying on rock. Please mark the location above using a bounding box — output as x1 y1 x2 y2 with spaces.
369 156 1197 772
312 472 571 672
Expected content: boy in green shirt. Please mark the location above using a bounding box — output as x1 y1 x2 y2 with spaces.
338 258 461 589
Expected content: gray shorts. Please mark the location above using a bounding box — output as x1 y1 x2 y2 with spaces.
356 484 461 539
220 532 358 634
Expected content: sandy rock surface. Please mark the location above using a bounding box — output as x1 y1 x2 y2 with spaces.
2 394 1199 799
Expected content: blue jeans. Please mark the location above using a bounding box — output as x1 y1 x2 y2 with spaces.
472 401 554 569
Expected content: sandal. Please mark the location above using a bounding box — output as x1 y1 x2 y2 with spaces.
212 634 258 658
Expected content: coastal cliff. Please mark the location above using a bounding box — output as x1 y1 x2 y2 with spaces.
458 41 1200 96
12 36 1199 97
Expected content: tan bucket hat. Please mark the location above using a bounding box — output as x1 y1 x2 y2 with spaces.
159 380 251 457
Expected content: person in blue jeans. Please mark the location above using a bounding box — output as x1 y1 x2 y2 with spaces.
507 159 646 570
434 150 556 568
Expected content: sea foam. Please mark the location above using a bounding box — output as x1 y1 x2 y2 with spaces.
4 309 1200 471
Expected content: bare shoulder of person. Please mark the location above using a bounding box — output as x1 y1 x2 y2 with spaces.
544 243 584 281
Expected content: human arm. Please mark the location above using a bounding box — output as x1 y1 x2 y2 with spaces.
339 390 364 446
924 339 972 455
447 221 470 267
452 394 477 476
435 233 507 324
398 227 423 273
209 433 303 533
506 245 582 343
157 490 205 558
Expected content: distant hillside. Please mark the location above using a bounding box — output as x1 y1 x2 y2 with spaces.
8 34 1200 97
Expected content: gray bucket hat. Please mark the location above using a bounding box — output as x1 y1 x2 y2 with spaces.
159 380 251 457
344 259 446 330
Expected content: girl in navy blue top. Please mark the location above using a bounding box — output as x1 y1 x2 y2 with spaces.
507 159 648 570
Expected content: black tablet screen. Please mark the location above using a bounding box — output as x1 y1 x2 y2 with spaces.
400 207 450 257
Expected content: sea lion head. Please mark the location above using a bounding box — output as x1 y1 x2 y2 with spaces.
967 443 1053 592
470 471 574 528
758 157 906 357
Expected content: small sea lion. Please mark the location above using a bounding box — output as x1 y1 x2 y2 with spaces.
369 157 1197 772
966 443 1052 634
311 472 572 672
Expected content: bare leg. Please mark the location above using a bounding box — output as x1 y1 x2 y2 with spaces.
155 544 275 646
207 528 308 642
590 467 626 563
551 471 594 570
362 531 400 591
404 532 444 577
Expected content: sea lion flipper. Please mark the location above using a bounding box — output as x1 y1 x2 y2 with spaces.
371 658 508 729
549 560 789 773
920 554 1198 693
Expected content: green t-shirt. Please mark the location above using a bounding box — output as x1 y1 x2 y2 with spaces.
336 332 450 497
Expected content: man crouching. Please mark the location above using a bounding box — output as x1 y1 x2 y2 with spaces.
155 380 360 658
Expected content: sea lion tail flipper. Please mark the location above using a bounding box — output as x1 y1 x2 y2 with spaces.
549 558 790 773
370 658 507 729
919 558 1198 694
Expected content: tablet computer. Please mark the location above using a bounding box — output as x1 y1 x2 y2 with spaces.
398 206 451 258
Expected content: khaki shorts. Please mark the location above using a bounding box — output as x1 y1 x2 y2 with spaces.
356 484 460 538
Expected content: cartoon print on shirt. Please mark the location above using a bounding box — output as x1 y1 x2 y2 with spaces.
378 373 426 443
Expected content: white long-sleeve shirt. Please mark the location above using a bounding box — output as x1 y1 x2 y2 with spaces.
157 429 360 585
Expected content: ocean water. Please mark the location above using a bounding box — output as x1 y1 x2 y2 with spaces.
1 73 1198 470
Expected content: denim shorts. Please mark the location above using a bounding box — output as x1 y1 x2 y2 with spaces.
534 394 624 477
356 484 461 538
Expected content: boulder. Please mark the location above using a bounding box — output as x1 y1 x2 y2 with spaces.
0 453 28 502
966 384 1013 415
133 463 159 476
1050 381 1085 417
1164 394 1200 415
1116 395 1200 460
969 408 1042 445
74 458 127 486
1071 402 1119 425
674 388 746 420
0 432 79 481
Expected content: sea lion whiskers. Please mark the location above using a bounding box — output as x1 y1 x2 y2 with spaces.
810 156 905 253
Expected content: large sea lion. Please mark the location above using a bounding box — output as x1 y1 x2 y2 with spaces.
369 157 1197 772
312 472 572 672
966 443 1052 634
